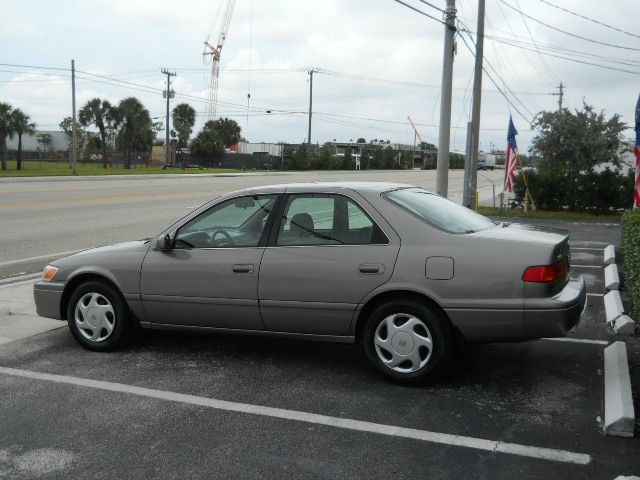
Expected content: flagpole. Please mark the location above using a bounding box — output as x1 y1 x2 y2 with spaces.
634 93 640 209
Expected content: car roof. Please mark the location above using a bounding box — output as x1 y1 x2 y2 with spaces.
229 181 418 196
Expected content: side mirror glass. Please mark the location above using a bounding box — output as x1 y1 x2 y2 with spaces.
156 233 173 251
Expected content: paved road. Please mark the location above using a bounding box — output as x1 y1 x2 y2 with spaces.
0 169 504 279
0 221 637 479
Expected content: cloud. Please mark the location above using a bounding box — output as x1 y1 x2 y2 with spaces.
0 0 638 149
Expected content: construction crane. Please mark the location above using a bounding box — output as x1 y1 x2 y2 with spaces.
408 116 427 170
407 116 425 145
203 0 236 120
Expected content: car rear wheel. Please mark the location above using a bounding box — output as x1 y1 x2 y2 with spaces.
363 300 454 384
66 280 131 351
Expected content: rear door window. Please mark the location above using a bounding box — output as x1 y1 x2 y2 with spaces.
277 193 388 246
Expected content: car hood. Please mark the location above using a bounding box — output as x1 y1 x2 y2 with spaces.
55 240 151 265
470 222 569 246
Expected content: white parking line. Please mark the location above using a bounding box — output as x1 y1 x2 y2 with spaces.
587 293 604 298
572 265 603 269
571 247 604 251
542 337 609 346
0 366 591 465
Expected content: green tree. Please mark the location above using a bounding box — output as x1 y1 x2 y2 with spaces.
292 143 310 170
342 147 354 169
59 116 87 158
114 97 153 169
356 137 366 143
11 109 35 170
513 103 631 213
531 103 626 177
0 102 14 171
36 132 52 153
172 103 196 149
79 98 119 168
190 120 225 163
316 142 334 169
209 117 242 147
449 152 465 169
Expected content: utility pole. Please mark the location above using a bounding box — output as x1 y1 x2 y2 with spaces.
552 81 564 110
307 68 315 159
71 59 77 175
436 0 456 198
161 68 176 166
465 0 485 209
462 121 472 206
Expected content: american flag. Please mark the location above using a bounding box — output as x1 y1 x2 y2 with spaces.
634 93 640 209
503 116 518 193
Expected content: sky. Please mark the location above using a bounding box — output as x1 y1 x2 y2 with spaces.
1 0 639 153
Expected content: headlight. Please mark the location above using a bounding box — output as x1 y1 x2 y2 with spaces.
42 265 59 281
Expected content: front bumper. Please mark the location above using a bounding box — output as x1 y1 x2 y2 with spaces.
523 276 587 339
33 281 65 320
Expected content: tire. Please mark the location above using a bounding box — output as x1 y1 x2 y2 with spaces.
362 299 454 385
66 280 132 351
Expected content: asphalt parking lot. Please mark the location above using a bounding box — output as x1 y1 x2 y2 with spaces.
0 220 638 479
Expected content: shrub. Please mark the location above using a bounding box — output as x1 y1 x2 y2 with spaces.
514 169 634 213
621 210 640 322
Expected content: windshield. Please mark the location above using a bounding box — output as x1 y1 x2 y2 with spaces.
384 188 497 234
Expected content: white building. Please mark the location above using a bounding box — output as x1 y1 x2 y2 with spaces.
6 130 68 152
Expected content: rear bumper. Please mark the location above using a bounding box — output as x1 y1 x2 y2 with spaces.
523 276 587 339
33 281 65 320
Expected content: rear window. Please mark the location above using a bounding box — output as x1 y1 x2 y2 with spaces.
384 188 497 234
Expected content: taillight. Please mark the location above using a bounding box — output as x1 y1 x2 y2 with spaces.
522 260 567 283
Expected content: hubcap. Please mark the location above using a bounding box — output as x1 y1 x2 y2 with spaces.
374 313 433 373
74 292 115 342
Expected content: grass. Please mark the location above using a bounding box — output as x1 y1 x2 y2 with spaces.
477 206 622 222
0 160 247 177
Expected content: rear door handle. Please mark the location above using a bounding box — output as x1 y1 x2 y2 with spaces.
359 264 383 274
232 264 254 274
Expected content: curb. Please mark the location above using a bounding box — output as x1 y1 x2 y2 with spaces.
613 316 636 335
604 341 635 437
604 244 616 265
605 264 620 291
604 290 624 325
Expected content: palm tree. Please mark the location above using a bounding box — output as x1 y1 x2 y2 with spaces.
172 103 196 149
115 97 153 169
79 98 119 168
11 109 36 170
0 102 14 171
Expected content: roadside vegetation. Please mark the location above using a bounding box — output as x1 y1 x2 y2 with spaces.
621 210 640 323
513 103 634 214
478 206 622 222
0 160 243 177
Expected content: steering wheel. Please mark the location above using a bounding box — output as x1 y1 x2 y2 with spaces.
211 229 234 246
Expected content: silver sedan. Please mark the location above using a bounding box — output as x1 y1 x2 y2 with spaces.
34 182 586 384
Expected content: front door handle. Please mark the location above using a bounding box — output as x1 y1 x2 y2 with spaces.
232 264 254 274
359 264 383 274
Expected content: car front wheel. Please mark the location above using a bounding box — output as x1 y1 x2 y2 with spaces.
363 300 453 384
66 280 131 351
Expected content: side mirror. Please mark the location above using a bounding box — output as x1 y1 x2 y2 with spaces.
156 233 173 251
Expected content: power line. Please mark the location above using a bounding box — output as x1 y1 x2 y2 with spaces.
483 33 640 68
457 23 535 120
509 0 558 84
456 30 532 125
498 0 640 52
391 0 445 25
486 36 640 75
415 0 444 13
537 0 640 40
